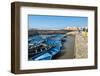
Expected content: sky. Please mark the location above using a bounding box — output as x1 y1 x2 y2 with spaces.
28 15 88 30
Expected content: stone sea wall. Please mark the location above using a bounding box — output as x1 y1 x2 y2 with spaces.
74 32 88 58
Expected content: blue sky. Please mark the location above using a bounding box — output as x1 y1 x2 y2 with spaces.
28 15 88 30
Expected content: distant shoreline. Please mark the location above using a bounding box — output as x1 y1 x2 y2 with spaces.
28 29 75 36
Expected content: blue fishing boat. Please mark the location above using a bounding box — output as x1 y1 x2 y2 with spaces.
28 34 66 60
